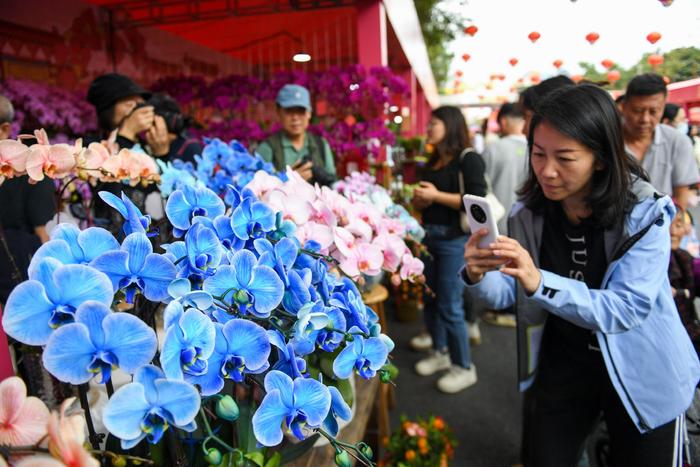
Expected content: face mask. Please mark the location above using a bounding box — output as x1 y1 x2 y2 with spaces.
688 191 699 208
676 121 689 136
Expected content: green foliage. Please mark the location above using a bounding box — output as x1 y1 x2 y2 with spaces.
578 47 700 90
414 0 467 88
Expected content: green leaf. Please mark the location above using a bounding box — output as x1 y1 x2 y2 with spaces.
264 452 282 467
335 377 354 409
279 434 320 464
244 452 264 466
237 401 258 453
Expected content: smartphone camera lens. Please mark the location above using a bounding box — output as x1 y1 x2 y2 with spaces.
470 204 487 224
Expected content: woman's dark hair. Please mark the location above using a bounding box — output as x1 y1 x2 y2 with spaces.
428 106 471 167
662 103 681 124
97 105 117 137
518 84 646 228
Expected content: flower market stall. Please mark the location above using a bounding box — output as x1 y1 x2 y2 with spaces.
0 131 426 466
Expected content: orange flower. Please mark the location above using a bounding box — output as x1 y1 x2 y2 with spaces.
405 450 416 462
432 416 445 430
417 438 428 450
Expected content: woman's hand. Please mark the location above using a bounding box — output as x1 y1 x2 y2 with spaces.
490 236 542 295
119 105 155 141
464 229 508 284
146 115 170 157
413 181 439 205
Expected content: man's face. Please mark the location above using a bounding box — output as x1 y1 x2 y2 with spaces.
278 107 311 137
621 93 665 138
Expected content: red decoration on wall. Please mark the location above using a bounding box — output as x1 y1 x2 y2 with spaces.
585 32 600 45
528 31 541 43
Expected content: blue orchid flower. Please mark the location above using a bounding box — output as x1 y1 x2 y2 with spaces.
267 211 296 242
315 306 347 353
191 319 270 396
268 330 306 379
166 185 225 235
290 302 329 356
156 159 202 198
254 238 298 286
167 278 214 310
161 307 216 382
322 386 352 437
183 223 224 280
294 253 336 304
282 269 314 315
210 215 246 251
252 370 331 447
99 191 151 236
330 279 373 334
231 197 276 240
28 223 119 277
42 301 157 384
203 250 283 318
103 365 200 449
91 232 176 303
2 259 113 346
333 329 389 380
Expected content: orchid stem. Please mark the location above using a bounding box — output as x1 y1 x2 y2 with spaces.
199 408 237 453
90 449 155 465
315 428 375 466
78 383 103 450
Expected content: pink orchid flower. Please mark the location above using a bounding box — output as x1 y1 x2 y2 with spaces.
47 398 99 467
373 233 408 272
0 376 50 447
248 171 284 197
400 253 425 282
77 142 110 175
296 222 334 252
0 139 29 177
338 242 384 278
25 143 77 182
13 457 65 467
378 218 407 237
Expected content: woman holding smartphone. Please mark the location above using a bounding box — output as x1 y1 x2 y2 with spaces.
412 106 487 393
464 84 699 466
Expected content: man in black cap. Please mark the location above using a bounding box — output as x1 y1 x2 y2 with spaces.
87 73 169 156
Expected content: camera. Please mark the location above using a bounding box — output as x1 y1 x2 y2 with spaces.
470 204 487 224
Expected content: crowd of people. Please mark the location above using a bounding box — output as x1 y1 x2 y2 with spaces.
410 73 700 466
1 69 700 466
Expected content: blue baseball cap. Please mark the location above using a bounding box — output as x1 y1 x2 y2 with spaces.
276 84 311 111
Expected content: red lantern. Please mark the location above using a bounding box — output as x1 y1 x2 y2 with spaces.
489 73 497 81
478 95 485 101
464 25 478 36
607 70 621 83
528 31 541 43
509 58 519 67
498 74 506 81
585 32 600 45
531 74 541 84
462 53 471 62
456 70 464 77
646 32 662 44
601 59 615 70
659 0 673 6
571 74 584 83
648 54 664 67
553 59 563 69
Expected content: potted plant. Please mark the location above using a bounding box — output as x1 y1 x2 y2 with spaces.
380 415 456 467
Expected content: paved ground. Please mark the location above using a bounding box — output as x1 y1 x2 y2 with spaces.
386 305 522 467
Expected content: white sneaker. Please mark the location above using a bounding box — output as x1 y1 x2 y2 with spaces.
468 322 482 346
409 332 433 352
437 364 478 393
415 351 451 376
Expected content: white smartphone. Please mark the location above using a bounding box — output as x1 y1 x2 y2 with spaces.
463 194 500 249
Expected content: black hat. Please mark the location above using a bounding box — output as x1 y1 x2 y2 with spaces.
87 73 151 113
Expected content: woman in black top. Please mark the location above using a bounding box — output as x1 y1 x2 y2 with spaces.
412 106 487 394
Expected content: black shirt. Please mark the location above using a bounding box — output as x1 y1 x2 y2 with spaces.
420 151 487 237
539 202 607 371
0 176 56 302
